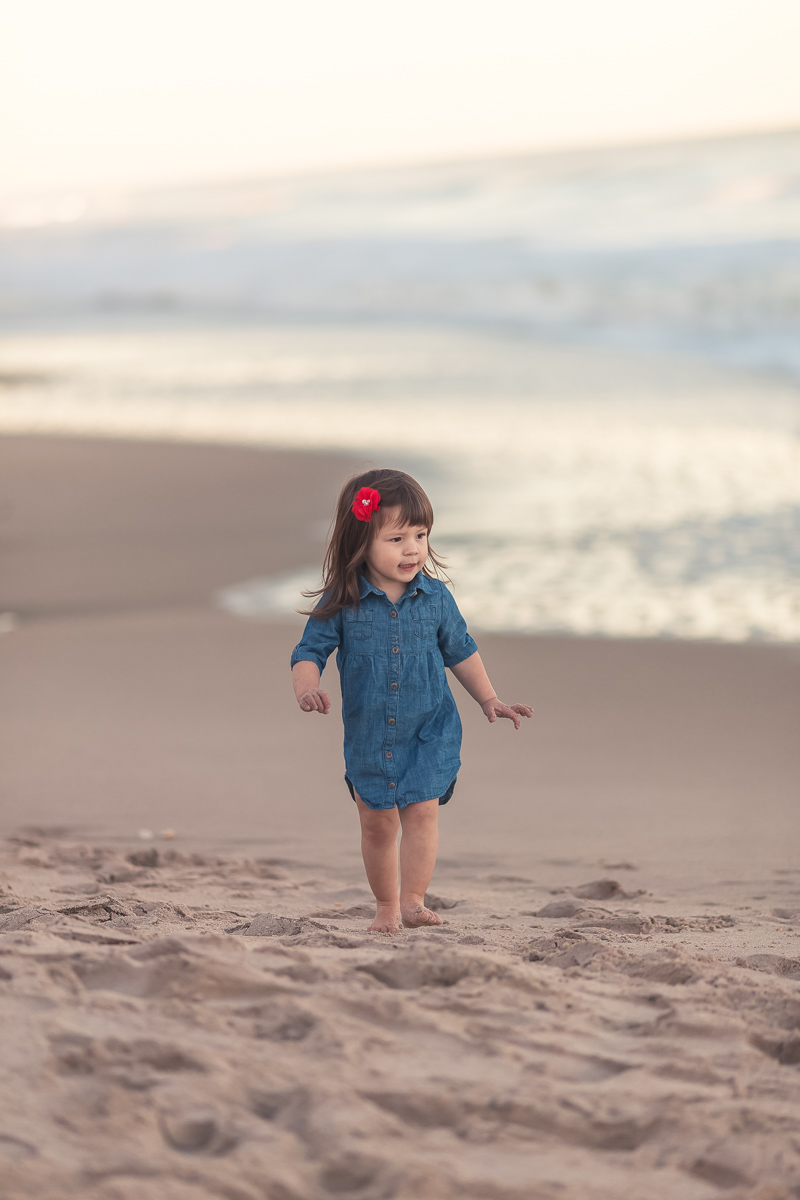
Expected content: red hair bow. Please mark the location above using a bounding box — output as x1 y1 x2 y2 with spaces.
352 486 381 522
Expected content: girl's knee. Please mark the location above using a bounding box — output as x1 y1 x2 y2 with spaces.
400 798 439 824
359 806 400 843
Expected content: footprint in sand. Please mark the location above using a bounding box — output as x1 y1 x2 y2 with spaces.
253 1003 318 1042
542 1053 631 1083
0 1134 37 1161
572 878 628 900
750 1031 800 1065
158 1105 236 1154
535 899 587 919
368 1087 654 1151
242 913 326 937
320 1153 390 1195
688 1157 752 1191
249 1084 307 1121
74 937 289 1000
50 1032 206 1078
357 944 502 990
739 953 800 980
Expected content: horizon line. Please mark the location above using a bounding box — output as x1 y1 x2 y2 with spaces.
5 119 800 204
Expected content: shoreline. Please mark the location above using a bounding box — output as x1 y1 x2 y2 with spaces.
2 426 799 647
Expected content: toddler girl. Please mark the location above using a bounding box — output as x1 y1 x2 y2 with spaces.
291 468 532 934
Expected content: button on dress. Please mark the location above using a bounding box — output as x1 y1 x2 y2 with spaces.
290 573 478 810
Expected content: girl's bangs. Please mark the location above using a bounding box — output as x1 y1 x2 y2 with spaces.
375 484 433 531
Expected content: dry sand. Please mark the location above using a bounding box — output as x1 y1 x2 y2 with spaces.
1 434 799 1199
2 835 800 1200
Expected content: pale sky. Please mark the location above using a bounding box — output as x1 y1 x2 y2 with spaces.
2 0 800 195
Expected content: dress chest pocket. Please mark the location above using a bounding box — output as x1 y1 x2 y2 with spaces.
412 604 438 641
344 609 374 642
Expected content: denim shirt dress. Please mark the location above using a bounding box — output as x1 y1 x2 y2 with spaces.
290 572 478 810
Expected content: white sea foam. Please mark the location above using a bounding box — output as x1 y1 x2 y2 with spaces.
217 562 800 644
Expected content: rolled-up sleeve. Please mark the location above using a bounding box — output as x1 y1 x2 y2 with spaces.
437 585 478 668
290 609 342 674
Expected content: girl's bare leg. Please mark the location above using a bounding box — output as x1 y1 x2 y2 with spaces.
398 798 443 927
355 794 402 933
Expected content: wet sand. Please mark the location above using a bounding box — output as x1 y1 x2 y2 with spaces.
1 434 799 1198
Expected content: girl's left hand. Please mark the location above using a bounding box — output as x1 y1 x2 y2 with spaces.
481 699 533 730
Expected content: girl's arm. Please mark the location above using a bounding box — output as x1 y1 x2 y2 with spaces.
292 661 331 714
290 608 342 715
449 652 533 731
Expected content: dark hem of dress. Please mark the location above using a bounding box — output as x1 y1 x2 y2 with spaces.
345 774 456 810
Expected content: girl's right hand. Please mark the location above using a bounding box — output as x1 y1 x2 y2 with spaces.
298 688 331 715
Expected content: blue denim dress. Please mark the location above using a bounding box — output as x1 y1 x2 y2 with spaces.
290 573 478 810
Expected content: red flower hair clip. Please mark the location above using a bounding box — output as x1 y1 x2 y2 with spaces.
352 486 381 522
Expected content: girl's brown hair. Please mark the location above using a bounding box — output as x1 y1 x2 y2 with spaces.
301 468 448 620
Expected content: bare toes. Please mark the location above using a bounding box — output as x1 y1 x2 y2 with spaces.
368 913 402 934
401 905 443 928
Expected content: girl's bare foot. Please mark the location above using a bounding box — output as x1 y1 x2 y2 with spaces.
400 901 443 928
368 903 402 934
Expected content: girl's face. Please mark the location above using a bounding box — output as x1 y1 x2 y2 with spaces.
364 507 429 594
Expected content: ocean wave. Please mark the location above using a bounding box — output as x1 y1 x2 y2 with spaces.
3 130 800 380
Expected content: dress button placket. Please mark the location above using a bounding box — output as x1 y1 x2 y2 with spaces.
386 602 400 796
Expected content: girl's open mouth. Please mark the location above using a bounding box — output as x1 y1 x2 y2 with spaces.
400 564 417 571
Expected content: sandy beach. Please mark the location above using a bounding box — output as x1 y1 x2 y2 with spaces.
1 434 799 1199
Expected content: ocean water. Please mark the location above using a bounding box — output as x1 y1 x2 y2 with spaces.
1 131 799 642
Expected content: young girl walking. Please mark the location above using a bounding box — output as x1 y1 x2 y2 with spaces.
291 468 533 934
